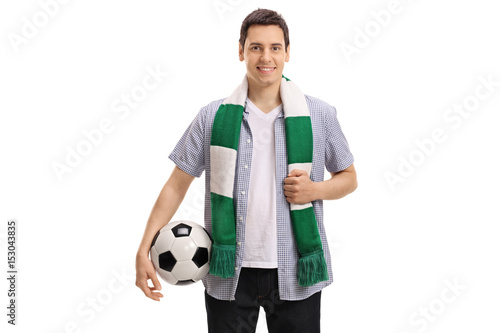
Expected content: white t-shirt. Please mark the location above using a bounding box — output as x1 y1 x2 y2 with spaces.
241 97 282 268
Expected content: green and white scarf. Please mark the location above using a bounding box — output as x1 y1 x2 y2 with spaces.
208 74 328 287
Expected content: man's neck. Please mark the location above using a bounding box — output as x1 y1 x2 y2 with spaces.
247 77 282 114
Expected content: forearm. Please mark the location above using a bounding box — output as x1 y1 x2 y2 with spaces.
136 184 186 257
313 170 357 201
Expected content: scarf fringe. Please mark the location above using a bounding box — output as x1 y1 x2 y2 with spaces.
298 250 329 287
209 243 236 279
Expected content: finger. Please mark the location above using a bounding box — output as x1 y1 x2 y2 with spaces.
287 169 304 176
148 285 164 297
150 292 163 301
137 278 154 298
143 284 163 301
149 288 164 299
291 169 307 177
149 272 162 291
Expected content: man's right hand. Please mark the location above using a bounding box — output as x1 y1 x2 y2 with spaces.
134 166 196 301
135 253 163 301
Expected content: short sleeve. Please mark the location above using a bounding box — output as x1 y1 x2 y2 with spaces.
324 105 354 173
168 107 206 178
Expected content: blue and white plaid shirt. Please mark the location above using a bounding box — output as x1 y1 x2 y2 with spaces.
168 94 354 301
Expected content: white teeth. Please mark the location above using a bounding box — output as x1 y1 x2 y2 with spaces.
259 67 274 71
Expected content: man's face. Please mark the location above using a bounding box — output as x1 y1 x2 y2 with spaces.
239 24 290 89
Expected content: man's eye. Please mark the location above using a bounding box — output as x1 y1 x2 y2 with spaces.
251 46 260 50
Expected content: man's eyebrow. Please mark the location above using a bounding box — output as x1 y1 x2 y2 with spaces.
248 42 283 47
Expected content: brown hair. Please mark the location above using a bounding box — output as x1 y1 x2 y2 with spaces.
239 8 289 52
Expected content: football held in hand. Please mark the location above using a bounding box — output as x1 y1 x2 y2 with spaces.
150 220 212 285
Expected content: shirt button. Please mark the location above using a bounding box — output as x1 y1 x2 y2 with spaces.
239 216 243 220
235 267 239 271
244 165 248 169
241 191 245 195
247 139 251 143
237 242 241 246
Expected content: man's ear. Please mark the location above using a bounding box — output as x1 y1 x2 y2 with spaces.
239 42 244 61
285 44 290 62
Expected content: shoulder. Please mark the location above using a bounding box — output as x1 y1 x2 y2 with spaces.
192 97 225 125
305 94 335 111
304 94 337 119
201 97 226 114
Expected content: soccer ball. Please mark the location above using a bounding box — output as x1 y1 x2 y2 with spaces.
150 220 212 285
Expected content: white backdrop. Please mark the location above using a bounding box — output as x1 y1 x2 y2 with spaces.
1 0 499 332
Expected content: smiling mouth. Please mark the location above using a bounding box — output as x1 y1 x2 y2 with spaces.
257 66 276 73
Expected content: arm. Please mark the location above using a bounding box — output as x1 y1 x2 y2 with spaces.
314 163 357 200
284 163 357 204
135 165 196 301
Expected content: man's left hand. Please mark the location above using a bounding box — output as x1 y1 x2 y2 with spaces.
283 169 317 204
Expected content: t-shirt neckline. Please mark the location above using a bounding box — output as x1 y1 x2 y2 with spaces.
246 97 282 119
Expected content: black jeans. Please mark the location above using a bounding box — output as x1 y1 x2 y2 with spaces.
205 267 321 333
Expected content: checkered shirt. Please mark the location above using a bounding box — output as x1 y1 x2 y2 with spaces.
168 94 354 301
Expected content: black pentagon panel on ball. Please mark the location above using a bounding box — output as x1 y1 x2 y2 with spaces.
158 251 176 272
150 230 160 248
176 279 196 285
192 247 209 268
171 223 192 237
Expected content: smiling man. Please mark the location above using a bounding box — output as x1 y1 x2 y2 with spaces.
135 8 357 333
242 23 289 114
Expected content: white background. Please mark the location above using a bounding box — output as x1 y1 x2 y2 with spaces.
1 0 500 332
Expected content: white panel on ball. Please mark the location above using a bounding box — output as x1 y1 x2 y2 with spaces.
192 263 210 281
150 247 160 271
158 268 178 285
171 260 199 281
170 237 198 261
153 229 176 254
190 226 212 249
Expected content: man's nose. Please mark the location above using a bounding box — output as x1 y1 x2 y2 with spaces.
260 49 271 62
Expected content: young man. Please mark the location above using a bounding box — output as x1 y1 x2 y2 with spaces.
136 8 357 332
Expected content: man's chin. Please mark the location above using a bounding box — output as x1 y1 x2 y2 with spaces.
248 71 281 87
